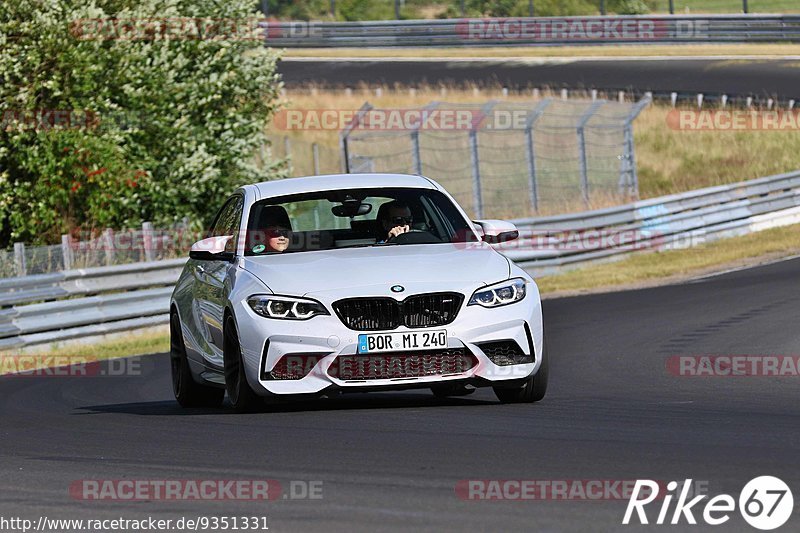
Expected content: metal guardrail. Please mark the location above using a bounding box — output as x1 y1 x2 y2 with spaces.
262 15 800 47
505 170 800 275
1 170 799 348
0 259 185 349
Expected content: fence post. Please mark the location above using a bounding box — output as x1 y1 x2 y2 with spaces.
576 101 604 208
468 130 482 218
104 228 115 266
468 101 497 219
61 234 73 271
620 95 652 198
312 142 320 175
283 136 293 176
410 102 439 176
524 99 552 213
410 130 422 175
142 221 154 262
339 102 373 174
14 242 26 277
669 0 674 14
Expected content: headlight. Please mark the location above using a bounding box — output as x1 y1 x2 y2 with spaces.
247 295 329 320
468 278 527 308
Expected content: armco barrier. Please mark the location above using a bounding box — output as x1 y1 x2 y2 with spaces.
1 170 799 348
261 15 800 47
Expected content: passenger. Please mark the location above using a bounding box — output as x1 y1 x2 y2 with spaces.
253 205 292 253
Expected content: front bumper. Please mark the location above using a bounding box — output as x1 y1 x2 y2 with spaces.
233 285 543 396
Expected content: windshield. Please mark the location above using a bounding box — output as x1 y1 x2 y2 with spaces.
244 187 477 256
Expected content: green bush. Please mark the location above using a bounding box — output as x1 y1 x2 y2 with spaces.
0 0 283 246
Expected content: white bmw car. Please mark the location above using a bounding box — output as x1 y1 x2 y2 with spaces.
170 173 548 411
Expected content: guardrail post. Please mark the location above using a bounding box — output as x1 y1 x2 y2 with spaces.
61 235 73 271
104 228 115 266
524 99 552 213
14 242 26 277
576 101 604 208
669 0 674 14
312 142 320 175
142 221 154 262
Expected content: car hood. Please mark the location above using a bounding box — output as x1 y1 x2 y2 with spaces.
240 243 511 297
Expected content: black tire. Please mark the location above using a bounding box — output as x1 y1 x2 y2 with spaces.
223 315 262 413
493 330 549 404
170 311 224 408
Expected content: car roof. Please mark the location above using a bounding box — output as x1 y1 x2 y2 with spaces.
249 173 437 200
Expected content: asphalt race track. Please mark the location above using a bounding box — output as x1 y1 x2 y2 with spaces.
279 58 800 101
1 257 799 531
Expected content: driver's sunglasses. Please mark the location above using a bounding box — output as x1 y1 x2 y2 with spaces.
390 216 413 225
266 228 291 238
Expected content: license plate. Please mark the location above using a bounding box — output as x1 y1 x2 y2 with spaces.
357 330 448 354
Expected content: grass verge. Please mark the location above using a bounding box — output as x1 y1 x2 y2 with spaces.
536 222 800 296
0 328 169 375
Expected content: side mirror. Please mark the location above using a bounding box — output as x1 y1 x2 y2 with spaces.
473 220 519 244
189 235 235 261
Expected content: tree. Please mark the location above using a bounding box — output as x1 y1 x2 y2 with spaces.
0 0 283 245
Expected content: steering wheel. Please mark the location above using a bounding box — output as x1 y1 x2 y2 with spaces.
385 229 440 245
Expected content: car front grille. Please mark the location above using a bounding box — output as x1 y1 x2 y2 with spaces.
328 348 477 381
478 340 532 366
333 292 464 331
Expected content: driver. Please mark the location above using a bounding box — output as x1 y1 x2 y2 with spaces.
377 201 413 242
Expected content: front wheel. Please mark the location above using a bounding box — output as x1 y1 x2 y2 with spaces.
170 312 224 408
223 315 262 413
493 330 549 404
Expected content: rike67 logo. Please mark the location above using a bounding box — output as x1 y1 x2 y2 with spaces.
623 477 793 530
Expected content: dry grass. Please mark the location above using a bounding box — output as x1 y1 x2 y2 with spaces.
536 222 800 295
283 43 800 59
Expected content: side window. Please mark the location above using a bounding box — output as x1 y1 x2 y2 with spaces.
210 195 244 253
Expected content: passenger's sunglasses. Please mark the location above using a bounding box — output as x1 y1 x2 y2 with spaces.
390 216 413 225
266 228 291 238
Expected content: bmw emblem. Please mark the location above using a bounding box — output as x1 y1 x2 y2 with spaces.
391 285 405 293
